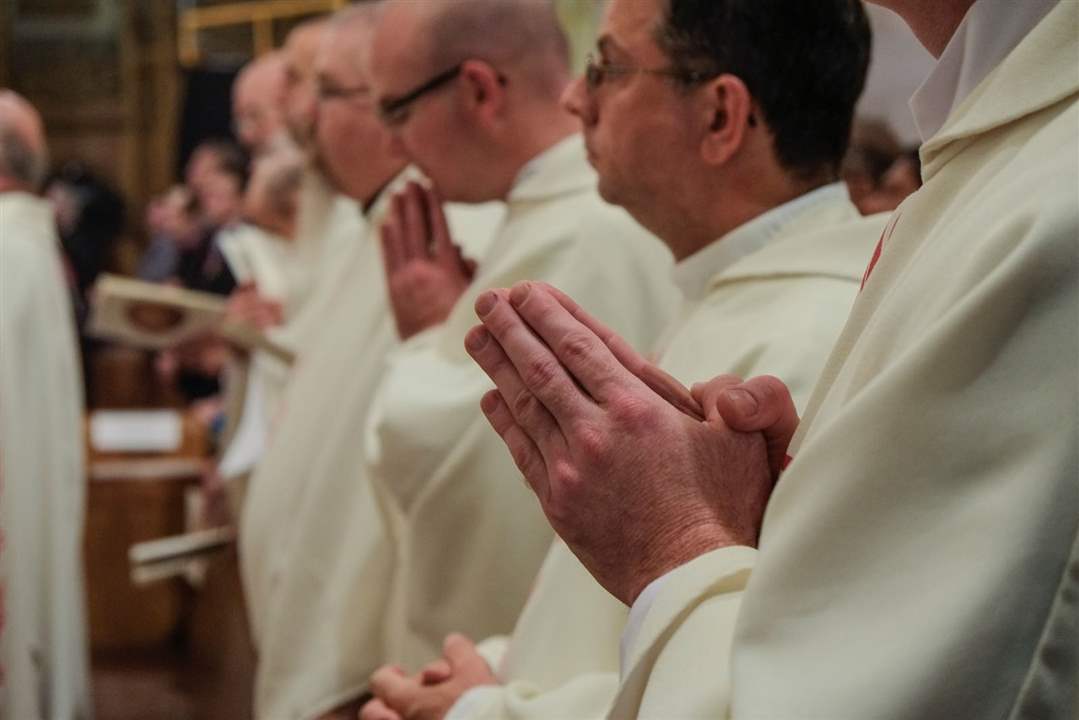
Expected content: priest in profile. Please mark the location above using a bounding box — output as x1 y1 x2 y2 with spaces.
0 90 92 720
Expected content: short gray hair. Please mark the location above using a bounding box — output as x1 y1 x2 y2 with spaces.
0 127 48 190
424 0 569 97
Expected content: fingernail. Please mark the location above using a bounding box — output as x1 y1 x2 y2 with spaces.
481 390 500 414
475 291 497 317
510 282 531 307
725 388 758 417
465 328 489 353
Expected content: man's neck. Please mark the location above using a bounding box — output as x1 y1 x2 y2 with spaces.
0 177 31 194
497 110 578 199
665 175 831 262
360 161 410 214
891 0 976 57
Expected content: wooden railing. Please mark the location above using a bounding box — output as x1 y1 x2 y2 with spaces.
178 0 349 66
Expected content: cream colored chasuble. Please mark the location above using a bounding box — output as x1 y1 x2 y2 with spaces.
218 168 500 482
613 4 1079 718
447 187 884 720
363 134 679 672
217 222 303 478
0 192 92 720
239 165 501 719
239 169 400 720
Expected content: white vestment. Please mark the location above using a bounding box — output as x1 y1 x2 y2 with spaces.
239 170 396 720
239 164 501 719
614 4 1079 718
0 192 92 720
363 134 680 674
448 187 884 719
217 222 302 477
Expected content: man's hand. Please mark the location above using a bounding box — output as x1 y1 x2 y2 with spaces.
363 634 497 720
199 466 232 527
464 282 773 605
380 182 475 341
692 375 800 480
225 282 284 332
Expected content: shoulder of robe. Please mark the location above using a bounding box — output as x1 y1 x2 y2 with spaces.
0 214 57 319
921 0 1078 175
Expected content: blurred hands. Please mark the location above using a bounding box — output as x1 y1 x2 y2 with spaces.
380 182 476 341
225 282 284 332
199 466 232 527
465 282 775 605
362 634 497 720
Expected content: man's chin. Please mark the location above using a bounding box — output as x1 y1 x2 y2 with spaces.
595 177 621 206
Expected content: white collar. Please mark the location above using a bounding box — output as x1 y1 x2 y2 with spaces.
671 183 849 301
507 134 594 203
910 0 1058 143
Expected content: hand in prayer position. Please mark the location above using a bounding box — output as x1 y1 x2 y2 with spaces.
380 182 475 341
224 282 284 332
464 282 783 604
690 373 801 482
363 634 497 720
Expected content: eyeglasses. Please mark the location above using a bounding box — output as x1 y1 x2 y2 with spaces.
378 64 464 127
316 82 372 103
583 52 710 92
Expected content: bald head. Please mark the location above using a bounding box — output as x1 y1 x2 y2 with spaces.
0 90 48 192
233 52 288 152
324 1 383 69
383 0 570 99
285 16 330 71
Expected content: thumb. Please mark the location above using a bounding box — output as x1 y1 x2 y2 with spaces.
442 633 481 671
713 375 799 478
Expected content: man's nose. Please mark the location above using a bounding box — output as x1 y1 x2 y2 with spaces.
560 75 593 125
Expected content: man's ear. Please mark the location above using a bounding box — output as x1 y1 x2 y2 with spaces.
459 59 507 128
700 74 755 166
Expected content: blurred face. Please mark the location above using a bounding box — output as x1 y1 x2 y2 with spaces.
198 167 243 227
233 57 287 152
561 0 700 213
313 21 404 202
857 156 922 215
283 24 326 146
367 4 480 201
185 147 217 191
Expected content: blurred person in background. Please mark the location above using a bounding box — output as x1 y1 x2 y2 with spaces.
45 162 126 317
0 88 92 720
155 139 248 420
841 117 902 214
282 16 331 149
233 51 290 156
178 137 247 296
857 147 921 214
138 184 202 282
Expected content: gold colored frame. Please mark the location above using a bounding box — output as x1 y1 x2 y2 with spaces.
178 0 348 67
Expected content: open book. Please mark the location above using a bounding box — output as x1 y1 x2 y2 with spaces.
88 274 294 364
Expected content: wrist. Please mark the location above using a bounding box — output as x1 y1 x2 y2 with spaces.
626 519 746 605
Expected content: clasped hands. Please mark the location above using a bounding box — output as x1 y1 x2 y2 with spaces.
361 634 497 720
381 182 477 340
464 282 800 606
362 282 800 719
224 282 284 332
